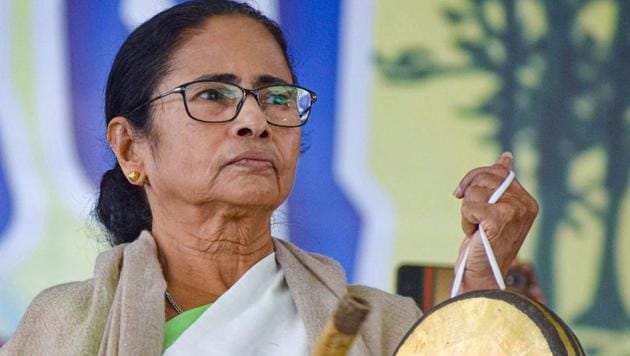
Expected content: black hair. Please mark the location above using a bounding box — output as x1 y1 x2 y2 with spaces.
96 0 295 246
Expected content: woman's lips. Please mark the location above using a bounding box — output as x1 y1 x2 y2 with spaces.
227 151 277 171
231 158 274 169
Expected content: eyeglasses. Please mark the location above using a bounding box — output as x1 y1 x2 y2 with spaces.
131 80 318 127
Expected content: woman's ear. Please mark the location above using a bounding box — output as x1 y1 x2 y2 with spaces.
107 117 148 185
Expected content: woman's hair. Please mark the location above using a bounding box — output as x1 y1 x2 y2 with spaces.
96 0 295 246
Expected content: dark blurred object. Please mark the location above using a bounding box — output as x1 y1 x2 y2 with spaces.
397 260 546 310
505 261 547 305
397 265 453 311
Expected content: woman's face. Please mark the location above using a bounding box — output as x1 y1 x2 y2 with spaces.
142 15 300 213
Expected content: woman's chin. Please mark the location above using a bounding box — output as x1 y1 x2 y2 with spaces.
216 188 286 210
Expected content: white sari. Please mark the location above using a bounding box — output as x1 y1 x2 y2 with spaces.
163 253 309 355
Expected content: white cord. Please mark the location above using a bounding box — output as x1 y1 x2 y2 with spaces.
450 170 515 298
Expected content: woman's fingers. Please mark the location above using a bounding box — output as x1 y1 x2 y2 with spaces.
460 201 516 239
454 152 513 198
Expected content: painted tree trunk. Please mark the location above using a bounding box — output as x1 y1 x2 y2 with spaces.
534 0 576 307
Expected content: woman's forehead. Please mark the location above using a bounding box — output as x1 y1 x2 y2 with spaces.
162 15 292 88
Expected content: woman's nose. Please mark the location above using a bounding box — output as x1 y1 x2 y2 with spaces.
231 95 270 138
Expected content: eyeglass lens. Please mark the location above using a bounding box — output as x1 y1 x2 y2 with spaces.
183 81 313 126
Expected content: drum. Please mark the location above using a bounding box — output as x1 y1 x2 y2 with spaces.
394 289 584 356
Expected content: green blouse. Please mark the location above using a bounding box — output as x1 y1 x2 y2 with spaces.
163 304 211 351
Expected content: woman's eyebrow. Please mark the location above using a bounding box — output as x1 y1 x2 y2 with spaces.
188 73 288 87
192 73 240 83
253 75 289 87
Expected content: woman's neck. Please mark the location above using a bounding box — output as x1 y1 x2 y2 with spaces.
150 204 275 317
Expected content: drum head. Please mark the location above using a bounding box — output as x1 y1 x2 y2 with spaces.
395 290 583 356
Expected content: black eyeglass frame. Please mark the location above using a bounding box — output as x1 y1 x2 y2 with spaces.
128 80 318 128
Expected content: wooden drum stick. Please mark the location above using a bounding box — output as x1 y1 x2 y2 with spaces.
312 293 371 356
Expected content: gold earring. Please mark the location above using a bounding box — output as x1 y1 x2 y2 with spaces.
128 171 140 183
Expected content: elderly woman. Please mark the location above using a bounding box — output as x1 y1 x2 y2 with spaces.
1 1 537 355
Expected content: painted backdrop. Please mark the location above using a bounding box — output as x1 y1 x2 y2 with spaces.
0 0 628 354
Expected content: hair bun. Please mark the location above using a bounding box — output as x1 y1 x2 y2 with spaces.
95 164 152 245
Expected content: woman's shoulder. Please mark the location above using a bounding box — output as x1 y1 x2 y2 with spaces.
272 238 421 345
31 278 96 308
24 241 129 320
348 284 420 314
20 279 98 332
274 238 421 313
0 279 98 355
348 284 421 354
348 284 421 324
274 238 420 307
1 243 129 355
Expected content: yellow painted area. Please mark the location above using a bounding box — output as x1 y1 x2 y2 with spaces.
573 327 630 355
372 0 498 283
9 0 35 122
518 1 547 41
371 73 497 267
577 0 617 44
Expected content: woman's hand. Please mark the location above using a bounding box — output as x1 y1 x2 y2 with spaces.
453 152 539 293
